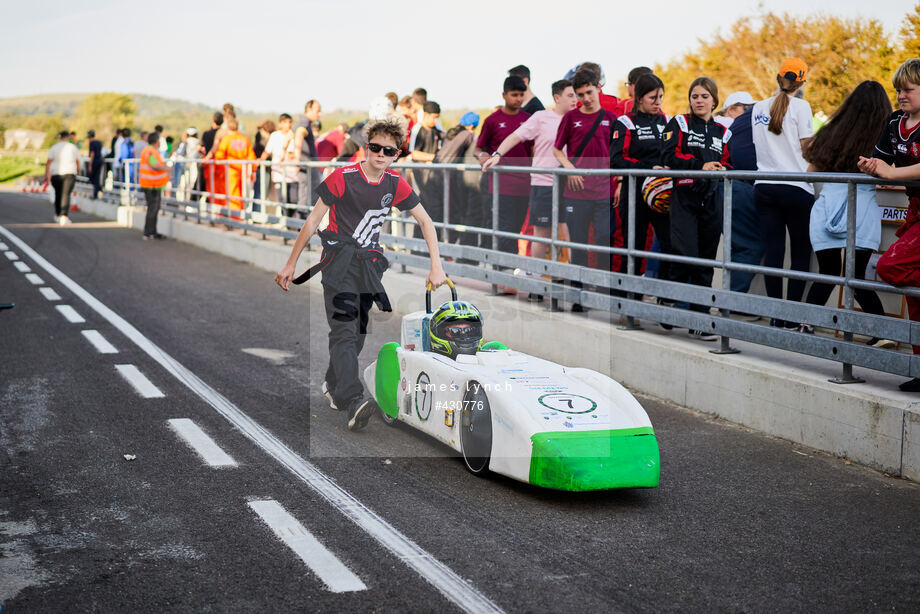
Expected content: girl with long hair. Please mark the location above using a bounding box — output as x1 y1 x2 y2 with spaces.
661 76 731 340
751 58 815 329
610 73 671 281
802 81 892 343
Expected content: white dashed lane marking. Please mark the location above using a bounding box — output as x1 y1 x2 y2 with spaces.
81 330 118 354
14 261 30 272
39 287 62 301
0 242 8 250
167 418 237 467
0 224 504 614
115 364 165 398
25 273 44 285
4 250 18 260
248 499 367 593
55 305 85 323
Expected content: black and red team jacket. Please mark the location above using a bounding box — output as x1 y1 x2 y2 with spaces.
662 113 732 190
610 111 669 173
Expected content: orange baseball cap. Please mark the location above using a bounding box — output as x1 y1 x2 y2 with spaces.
779 57 808 83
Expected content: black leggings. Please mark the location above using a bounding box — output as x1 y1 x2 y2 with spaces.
755 184 814 302
804 248 885 315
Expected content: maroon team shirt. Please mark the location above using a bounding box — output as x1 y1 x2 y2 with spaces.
317 163 420 247
554 108 617 200
476 108 531 196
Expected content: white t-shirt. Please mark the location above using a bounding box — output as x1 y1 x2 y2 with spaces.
512 109 565 187
752 95 814 194
48 141 80 176
714 115 734 129
265 130 297 182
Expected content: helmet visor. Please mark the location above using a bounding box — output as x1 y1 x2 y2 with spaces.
443 322 482 343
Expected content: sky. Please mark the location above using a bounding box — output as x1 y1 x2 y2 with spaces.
1 0 916 114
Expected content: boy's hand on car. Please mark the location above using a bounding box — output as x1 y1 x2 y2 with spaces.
426 269 448 289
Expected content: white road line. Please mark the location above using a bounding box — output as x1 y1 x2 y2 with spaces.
0 224 505 614
55 304 85 323
4 250 18 260
248 499 367 593
167 418 237 467
25 273 44 285
39 287 62 301
14 261 31 272
0 242 8 250
115 364 165 398
81 330 118 354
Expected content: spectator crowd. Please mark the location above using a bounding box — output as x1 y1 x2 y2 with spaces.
52 57 920 392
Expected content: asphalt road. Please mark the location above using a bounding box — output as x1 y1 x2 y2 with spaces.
2 192 919 613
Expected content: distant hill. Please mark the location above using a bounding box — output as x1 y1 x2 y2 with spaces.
0 93 222 117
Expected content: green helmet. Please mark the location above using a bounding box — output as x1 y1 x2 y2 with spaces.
429 301 483 359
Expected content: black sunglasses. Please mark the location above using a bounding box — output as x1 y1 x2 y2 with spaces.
367 142 400 157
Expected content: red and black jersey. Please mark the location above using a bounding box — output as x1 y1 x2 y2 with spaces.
610 111 669 169
316 163 420 247
662 113 732 189
875 110 920 198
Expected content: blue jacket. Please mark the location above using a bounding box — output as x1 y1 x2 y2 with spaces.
809 183 881 251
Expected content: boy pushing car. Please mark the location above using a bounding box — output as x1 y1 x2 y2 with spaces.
275 118 447 429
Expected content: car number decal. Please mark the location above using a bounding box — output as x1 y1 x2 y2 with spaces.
415 372 433 421
538 393 597 414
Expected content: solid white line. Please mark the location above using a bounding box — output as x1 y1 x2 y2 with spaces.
167 418 237 467
4 250 18 260
0 224 504 614
248 499 366 593
55 304 85 323
25 273 44 285
115 364 165 398
81 329 118 354
14 261 31 272
39 287 62 301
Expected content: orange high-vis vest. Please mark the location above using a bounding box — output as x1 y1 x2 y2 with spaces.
139 145 168 188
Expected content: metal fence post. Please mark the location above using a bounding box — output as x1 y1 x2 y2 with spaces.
621 175 640 330
491 167 500 295
712 177 739 354
550 173 560 312
442 167 450 243
830 181 866 384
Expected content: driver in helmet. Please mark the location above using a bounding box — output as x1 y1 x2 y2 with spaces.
429 301 483 359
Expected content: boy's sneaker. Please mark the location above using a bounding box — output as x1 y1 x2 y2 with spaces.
796 323 815 334
867 337 897 349
321 381 339 410
899 377 920 393
347 397 378 431
689 329 719 342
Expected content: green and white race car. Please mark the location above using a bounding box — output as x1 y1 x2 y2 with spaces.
363 281 660 492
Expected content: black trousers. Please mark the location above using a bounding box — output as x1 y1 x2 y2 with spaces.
618 182 672 281
669 187 721 311
754 183 814 303
482 193 529 255
142 188 162 235
323 270 375 410
90 163 103 198
805 248 885 315
566 197 612 272
51 174 75 216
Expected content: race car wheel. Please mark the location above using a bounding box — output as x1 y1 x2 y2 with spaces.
460 381 492 476
380 406 398 426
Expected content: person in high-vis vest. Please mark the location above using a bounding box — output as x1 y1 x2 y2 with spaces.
139 132 169 239
215 117 256 220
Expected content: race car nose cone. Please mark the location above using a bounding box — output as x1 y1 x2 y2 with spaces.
528 428 660 491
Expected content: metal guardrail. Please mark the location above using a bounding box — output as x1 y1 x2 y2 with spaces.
74 156 919 385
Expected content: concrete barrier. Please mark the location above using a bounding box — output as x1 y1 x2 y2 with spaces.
72 193 920 482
